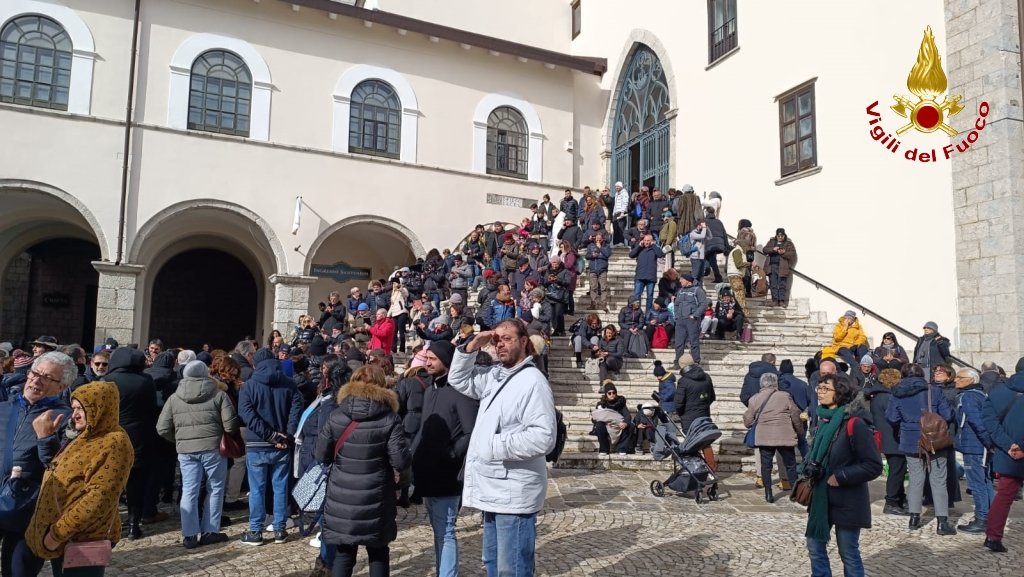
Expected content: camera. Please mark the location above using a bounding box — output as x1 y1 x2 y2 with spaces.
802 460 825 481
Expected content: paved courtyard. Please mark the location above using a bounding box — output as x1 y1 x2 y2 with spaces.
88 470 1021 577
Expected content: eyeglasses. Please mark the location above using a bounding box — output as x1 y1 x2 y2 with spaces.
29 369 62 387
815 386 836 393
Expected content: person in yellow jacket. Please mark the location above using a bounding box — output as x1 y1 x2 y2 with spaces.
26 380 134 576
822 310 870 370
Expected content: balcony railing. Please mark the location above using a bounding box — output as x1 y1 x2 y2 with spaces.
709 18 737 63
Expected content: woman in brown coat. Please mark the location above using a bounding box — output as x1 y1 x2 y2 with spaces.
27 380 134 576
743 372 803 503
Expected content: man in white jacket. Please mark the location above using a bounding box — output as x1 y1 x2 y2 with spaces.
612 181 630 247
448 319 556 577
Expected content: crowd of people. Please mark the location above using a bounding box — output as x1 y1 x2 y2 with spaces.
1 186 1023 577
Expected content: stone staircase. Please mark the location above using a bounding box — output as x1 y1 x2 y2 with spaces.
549 247 832 473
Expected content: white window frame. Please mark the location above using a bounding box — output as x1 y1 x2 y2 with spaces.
168 33 272 141
0 0 95 115
472 94 544 182
333 64 419 163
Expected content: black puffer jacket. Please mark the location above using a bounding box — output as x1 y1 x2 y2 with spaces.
674 365 716 432
395 369 431 438
861 382 899 454
145 351 179 405
820 413 884 529
316 380 409 547
102 347 157 465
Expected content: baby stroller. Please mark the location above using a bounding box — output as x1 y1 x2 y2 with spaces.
649 416 722 503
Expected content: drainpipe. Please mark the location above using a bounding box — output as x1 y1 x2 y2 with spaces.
115 0 142 265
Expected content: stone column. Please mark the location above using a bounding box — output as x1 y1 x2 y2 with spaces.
269 274 316 336
92 262 144 346
947 0 1024 368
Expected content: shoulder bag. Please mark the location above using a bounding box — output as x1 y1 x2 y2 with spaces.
919 384 952 456
55 470 116 569
743 391 777 449
292 420 359 520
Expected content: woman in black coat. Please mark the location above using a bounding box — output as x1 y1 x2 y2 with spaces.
316 365 410 577
861 368 906 514
804 374 883 577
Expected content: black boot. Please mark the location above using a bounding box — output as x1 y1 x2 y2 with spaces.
764 485 774 503
397 487 410 509
575 352 583 369
127 521 143 540
936 516 957 535
985 538 1008 553
958 517 987 533
908 514 921 530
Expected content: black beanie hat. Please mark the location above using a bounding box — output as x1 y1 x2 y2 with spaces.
602 382 618 394
428 341 456 369
653 360 667 378
309 336 328 357
780 359 794 374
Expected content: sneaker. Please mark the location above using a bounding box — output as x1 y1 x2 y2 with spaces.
597 452 608 457
274 530 288 544
958 518 988 534
240 531 264 546
182 536 199 550
199 532 229 546
755 477 764 489
309 532 322 548
883 504 910 516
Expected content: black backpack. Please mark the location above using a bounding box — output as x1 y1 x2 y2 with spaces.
547 410 568 463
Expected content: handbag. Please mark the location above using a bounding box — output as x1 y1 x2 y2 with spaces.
651 326 670 349
291 420 359 536
739 324 754 343
625 331 650 359
743 391 777 449
790 477 814 507
54 480 115 569
219 431 245 460
584 358 601 378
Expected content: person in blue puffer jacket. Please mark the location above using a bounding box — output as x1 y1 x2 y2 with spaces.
953 367 992 535
885 363 955 535
653 361 676 415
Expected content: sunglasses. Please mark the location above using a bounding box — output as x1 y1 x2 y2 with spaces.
92 362 108 367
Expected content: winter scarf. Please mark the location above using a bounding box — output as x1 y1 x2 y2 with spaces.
805 404 846 542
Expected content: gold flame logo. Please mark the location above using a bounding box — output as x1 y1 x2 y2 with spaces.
891 26 963 136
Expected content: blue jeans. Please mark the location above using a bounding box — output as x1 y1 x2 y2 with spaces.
246 449 291 532
690 258 706 283
482 512 536 577
633 280 655 313
962 452 991 520
806 527 863 577
425 496 461 577
178 450 228 537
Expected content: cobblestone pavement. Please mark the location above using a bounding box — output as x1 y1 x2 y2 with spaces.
84 470 1022 577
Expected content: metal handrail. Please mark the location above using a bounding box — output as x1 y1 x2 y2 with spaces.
727 233 976 370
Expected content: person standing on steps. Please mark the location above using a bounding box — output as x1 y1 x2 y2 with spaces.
743 372 803 504
761 228 797 307
629 234 664 315
447 321 556 577
612 182 630 247
703 208 728 284
673 273 707 367
862 368 909 516
953 367 992 535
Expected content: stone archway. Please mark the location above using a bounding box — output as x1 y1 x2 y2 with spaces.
0 182 105 348
130 201 285 346
305 215 421 309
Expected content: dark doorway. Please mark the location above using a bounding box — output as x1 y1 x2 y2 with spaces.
149 248 258 351
1 238 100 350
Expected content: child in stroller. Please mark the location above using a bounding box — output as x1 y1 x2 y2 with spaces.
649 414 722 503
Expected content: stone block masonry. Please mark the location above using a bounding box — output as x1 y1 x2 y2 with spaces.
947 0 1024 369
92 262 144 347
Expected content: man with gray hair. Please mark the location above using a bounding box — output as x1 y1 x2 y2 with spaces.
0 351 73 574
954 367 992 534
232 340 257 382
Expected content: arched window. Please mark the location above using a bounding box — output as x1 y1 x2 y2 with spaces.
486 106 529 179
348 79 401 159
188 50 252 137
0 15 73 110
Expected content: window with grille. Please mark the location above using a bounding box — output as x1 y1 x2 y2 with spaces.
707 0 737 64
348 79 401 159
486 106 529 179
188 50 252 137
778 82 817 177
0 15 73 110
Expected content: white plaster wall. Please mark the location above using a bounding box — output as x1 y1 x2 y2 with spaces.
573 0 960 348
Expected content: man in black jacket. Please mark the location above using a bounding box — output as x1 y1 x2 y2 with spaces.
674 353 717 469
740 353 778 406
412 341 479 577
704 208 728 283
103 347 159 538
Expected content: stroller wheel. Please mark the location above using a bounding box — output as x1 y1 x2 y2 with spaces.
694 491 703 504
650 480 665 497
708 485 720 501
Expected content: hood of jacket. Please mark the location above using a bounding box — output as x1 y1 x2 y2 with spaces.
684 364 709 383
175 376 218 404
107 347 146 374
71 380 122 438
893 376 929 398
247 358 287 388
335 379 399 420
152 351 175 370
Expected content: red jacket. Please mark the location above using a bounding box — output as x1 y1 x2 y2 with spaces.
368 317 396 353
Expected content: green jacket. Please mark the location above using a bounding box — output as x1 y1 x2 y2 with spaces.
157 376 239 454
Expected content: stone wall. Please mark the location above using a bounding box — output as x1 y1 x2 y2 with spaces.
946 0 1024 369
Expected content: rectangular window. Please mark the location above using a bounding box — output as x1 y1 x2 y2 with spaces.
707 0 737 64
571 1 581 40
777 81 817 177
